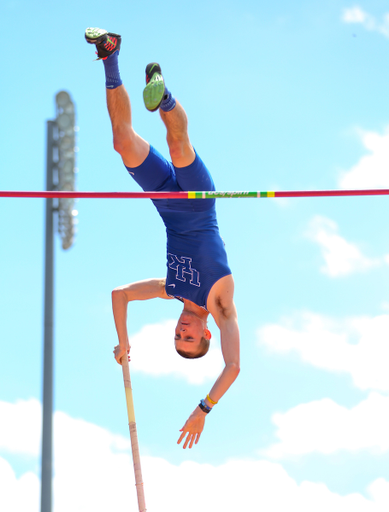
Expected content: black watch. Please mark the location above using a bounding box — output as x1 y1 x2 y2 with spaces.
198 399 211 414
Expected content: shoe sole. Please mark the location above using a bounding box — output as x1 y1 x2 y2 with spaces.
143 74 165 112
85 27 108 43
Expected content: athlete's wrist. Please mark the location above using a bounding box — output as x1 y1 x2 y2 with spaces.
204 397 214 410
198 399 212 414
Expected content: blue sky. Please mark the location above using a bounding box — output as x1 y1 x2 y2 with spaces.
1 1 389 510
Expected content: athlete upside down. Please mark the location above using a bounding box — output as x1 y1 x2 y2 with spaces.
85 27 240 449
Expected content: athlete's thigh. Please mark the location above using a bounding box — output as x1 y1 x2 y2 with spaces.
125 145 176 191
173 151 216 192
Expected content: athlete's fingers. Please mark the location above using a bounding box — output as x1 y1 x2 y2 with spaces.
184 432 196 449
189 435 196 449
177 431 186 445
183 434 191 449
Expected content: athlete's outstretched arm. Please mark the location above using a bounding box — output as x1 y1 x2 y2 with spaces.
177 275 240 449
111 278 171 364
206 302 240 399
203 273 240 401
177 304 240 449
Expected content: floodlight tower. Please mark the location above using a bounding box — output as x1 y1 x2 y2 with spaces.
41 91 78 512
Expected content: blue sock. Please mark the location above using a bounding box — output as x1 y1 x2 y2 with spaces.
103 52 122 89
160 87 176 112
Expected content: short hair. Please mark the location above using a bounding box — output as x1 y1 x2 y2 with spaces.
176 336 210 359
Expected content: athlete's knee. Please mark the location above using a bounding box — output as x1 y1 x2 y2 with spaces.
113 136 129 156
167 137 192 162
168 140 185 161
113 128 137 156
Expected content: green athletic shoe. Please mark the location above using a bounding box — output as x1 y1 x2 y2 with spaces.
85 27 121 60
143 63 165 112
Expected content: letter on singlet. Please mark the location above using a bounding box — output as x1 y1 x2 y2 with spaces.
168 253 201 287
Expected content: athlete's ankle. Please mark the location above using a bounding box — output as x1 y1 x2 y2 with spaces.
103 52 122 90
160 87 176 112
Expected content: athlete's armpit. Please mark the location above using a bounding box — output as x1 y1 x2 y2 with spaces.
207 274 235 325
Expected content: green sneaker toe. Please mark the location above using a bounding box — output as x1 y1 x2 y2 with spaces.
143 73 165 112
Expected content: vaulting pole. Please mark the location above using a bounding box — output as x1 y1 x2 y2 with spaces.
121 355 147 512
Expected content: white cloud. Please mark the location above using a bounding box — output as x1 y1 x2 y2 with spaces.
0 458 39 512
306 216 379 276
5 453 389 512
339 128 389 188
129 319 224 384
343 7 371 25
1 400 389 512
53 412 134 512
142 457 389 512
265 392 389 458
342 7 389 38
370 479 389 507
258 310 389 392
0 399 41 456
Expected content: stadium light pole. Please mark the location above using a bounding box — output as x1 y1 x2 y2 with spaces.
41 91 78 512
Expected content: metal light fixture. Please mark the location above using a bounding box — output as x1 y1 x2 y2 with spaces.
41 91 77 512
55 91 78 250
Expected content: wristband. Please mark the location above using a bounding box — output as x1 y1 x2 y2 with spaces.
199 399 212 414
206 394 218 405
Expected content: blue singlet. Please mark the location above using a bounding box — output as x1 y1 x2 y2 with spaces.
126 145 231 310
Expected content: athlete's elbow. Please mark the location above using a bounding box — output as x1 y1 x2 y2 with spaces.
112 287 127 304
227 362 240 380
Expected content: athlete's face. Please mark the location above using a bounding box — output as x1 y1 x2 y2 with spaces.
174 311 208 355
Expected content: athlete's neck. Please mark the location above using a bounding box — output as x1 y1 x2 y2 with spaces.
182 299 209 320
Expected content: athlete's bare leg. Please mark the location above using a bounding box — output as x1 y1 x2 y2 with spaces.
106 85 149 168
160 102 196 168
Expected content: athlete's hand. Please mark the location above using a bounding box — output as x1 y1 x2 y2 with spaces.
114 344 130 365
177 406 207 449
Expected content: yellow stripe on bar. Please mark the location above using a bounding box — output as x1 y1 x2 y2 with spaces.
267 191 275 197
188 191 196 199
